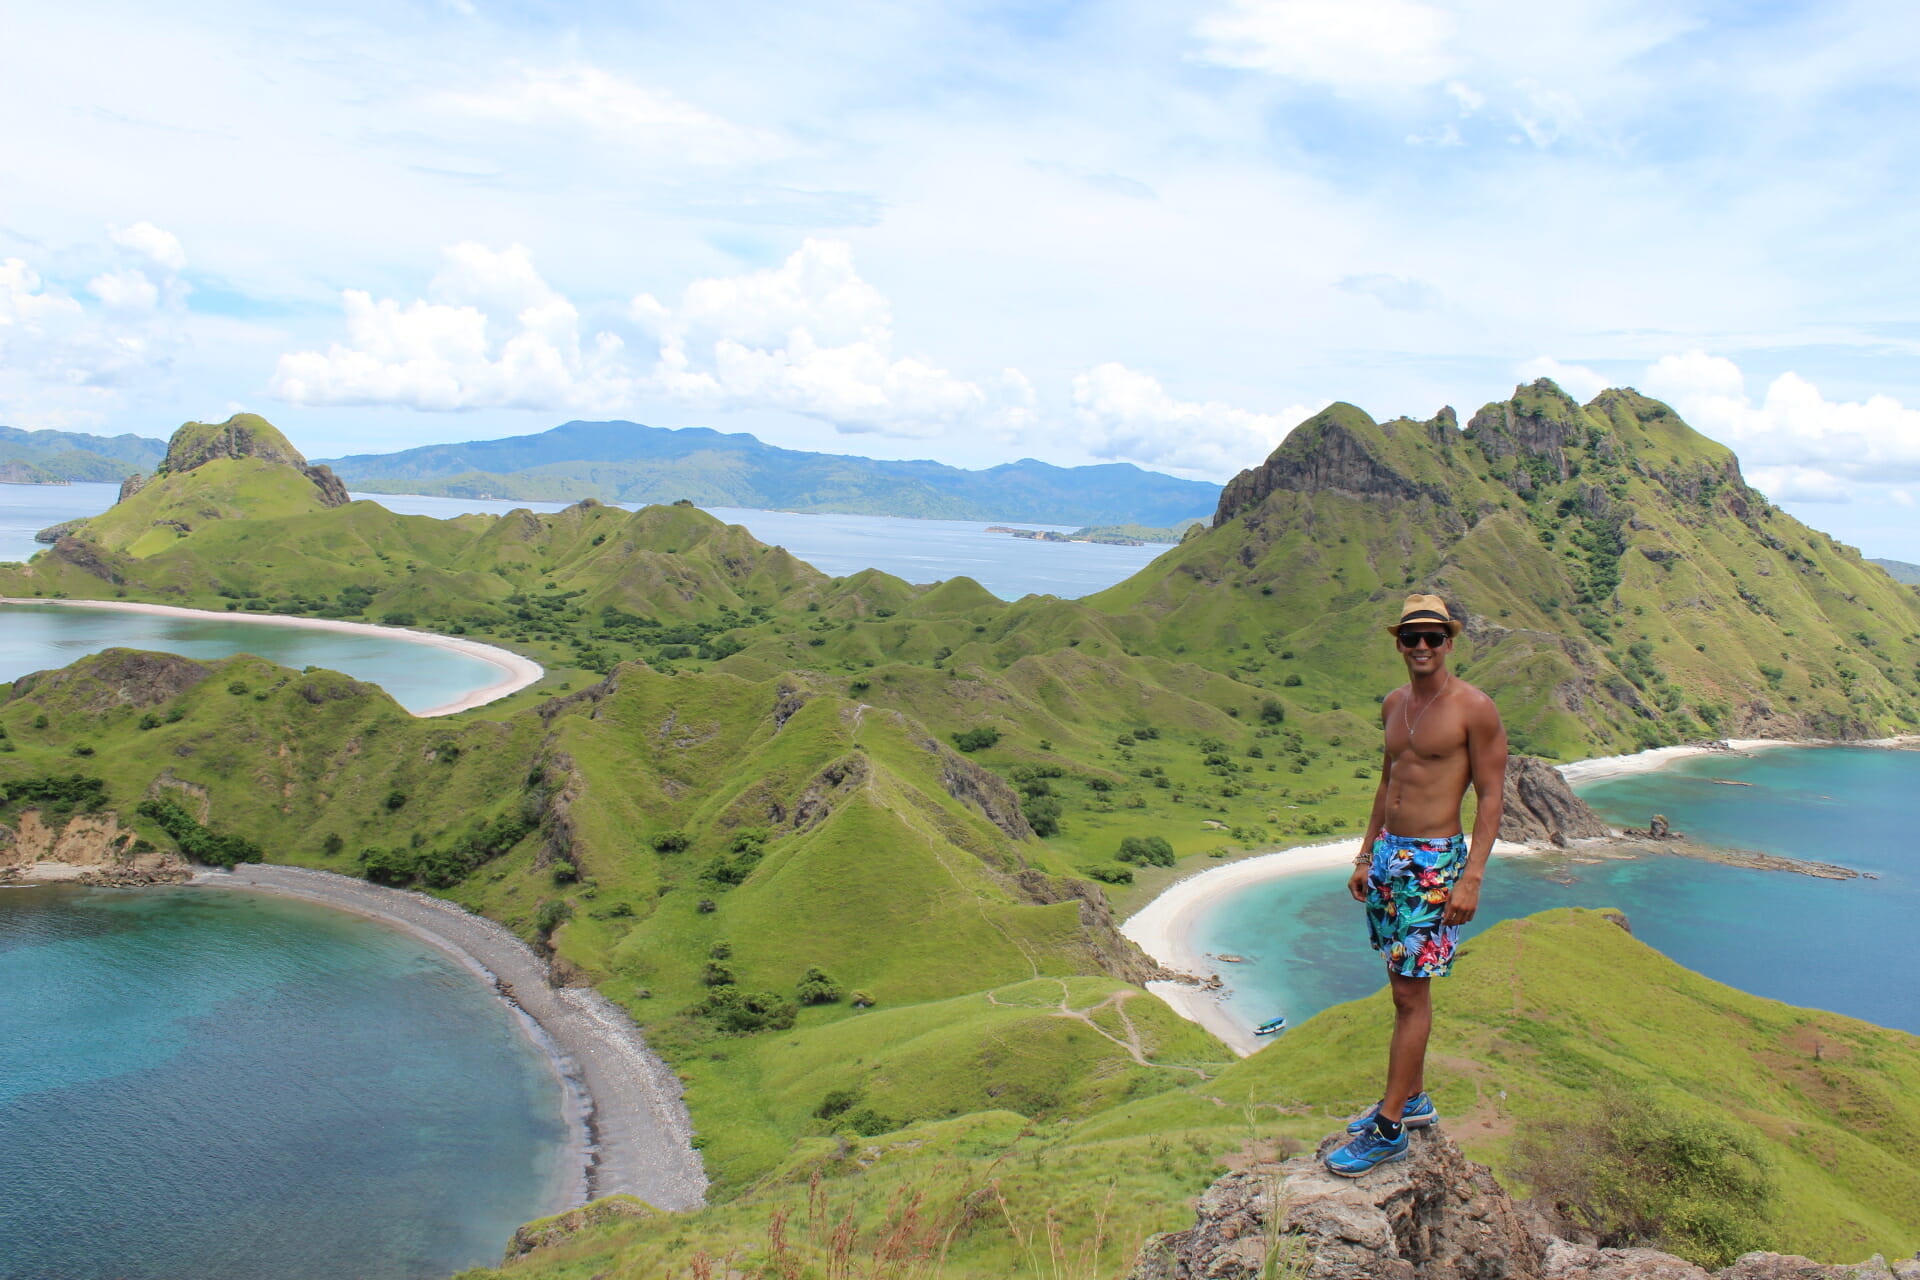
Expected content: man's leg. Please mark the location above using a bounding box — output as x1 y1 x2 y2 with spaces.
1378 972 1432 1123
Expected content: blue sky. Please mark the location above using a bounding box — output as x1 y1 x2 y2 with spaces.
3 0 1919 558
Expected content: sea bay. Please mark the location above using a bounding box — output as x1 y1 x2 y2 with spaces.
0 885 571 1280
1192 745 1920 1039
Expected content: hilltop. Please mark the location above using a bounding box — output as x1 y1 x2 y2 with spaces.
318 418 1221 526
4 388 1919 1275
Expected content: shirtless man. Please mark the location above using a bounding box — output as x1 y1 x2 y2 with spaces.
1323 594 1508 1176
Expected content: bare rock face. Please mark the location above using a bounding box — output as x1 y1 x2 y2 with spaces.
8 649 211 712
1125 1130 1917 1280
156 413 350 509
1500 755 1613 846
925 739 1034 841
118 471 148 503
0 810 191 884
1213 408 1457 528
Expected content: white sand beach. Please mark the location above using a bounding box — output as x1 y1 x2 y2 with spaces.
1124 732 1920 1056
203 863 706 1213
0 597 542 716
1120 836 1539 1056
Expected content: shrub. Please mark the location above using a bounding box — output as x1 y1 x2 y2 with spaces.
951 726 1001 752
796 965 842 1005
551 860 579 885
384 790 408 812
1022 793 1062 837
696 898 717 914
850 990 875 1008
137 713 162 731
1282 673 1303 687
1117 835 1175 867
696 987 797 1034
321 833 344 856
535 898 572 939
135 797 261 870
1260 699 1286 724
227 681 249 695
651 829 691 853
814 1089 860 1120
380 611 418 627
842 1108 895 1137
1513 1087 1773 1269
702 961 737 987
0 774 109 817
1086 863 1135 885
705 828 771 886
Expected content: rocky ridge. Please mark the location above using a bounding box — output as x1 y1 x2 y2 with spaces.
1129 1128 1920 1280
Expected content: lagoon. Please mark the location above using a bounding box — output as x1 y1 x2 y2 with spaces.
0 603 516 716
1190 746 1920 1040
0 884 571 1280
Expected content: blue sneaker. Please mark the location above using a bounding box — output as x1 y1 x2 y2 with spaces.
1324 1123 1410 1177
1345 1092 1438 1135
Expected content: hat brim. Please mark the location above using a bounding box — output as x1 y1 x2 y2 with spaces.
1387 611 1461 636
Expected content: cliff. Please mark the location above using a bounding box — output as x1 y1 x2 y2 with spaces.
1129 1128 1920 1280
1501 754 1613 846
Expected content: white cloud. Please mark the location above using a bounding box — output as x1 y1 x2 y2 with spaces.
270 243 635 412
635 239 1006 437
1071 362 1320 478
110 221 187 272
88 269 160 313
1194 0 1456 91
0 259 84 329
434 65 775 165
1517 356 1608 402
1892 489 1915 509
1745 464 1853 504
1644 350 1920 492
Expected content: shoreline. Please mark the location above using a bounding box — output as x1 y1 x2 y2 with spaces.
191 863 706 1214
1120 837 1540 1057
0 597 542 716
1123 734 1920 1055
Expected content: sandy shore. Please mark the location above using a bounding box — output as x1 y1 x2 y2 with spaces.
1125 733 1920 1055
1120 837 1539 1056
198 863 706 1214
0 597 542 716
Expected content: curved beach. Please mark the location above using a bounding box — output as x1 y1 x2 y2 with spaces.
203 863 707 1213
0 598 542 715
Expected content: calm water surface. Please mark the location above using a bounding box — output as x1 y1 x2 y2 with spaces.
0 605 506 714
0 485 1167 601
1195 746 1920 1037
0 885 570 1280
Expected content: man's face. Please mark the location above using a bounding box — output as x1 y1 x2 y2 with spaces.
1396 626 1452 676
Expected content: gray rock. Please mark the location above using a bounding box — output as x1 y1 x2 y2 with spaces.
1500 755 1612 846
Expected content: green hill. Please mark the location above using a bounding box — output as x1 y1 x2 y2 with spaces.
5 390 1920 1276
0 424 166 483
318 419 1221 526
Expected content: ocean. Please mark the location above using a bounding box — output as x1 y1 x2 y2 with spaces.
1192 745 1920 1038
0 885 571 1280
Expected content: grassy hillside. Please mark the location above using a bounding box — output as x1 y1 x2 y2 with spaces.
319 418 1221 526
439 910 1920 1278
5 389 1919 1276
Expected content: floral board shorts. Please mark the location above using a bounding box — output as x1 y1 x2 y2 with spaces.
1365 832 1467 978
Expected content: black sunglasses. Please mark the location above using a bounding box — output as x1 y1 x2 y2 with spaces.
1397 629 1449 649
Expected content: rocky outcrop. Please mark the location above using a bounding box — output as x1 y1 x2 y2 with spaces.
8 650 212 711
0 809 191 884
156 413 350 509
1464 381 1587 498
1214 408 1454 527
1013 869 1177 986
33 519 82 544
503 1195 656 1261
1126 1130 1920 1280
118 471 148 503
1502 755 1612 846
926 740 1033 840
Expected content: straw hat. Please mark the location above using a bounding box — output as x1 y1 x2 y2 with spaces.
1387 593 1461 636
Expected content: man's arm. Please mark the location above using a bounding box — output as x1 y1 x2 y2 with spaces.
1348 697 1396 902
1443 692 1509 926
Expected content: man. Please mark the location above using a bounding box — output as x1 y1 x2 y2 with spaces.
1323 594 1508 1177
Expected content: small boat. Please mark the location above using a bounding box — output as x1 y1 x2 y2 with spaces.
1253 1015 1288 1037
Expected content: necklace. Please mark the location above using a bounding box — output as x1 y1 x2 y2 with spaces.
1403 680 1450 747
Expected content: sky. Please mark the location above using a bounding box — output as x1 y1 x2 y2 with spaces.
3 0 1919 559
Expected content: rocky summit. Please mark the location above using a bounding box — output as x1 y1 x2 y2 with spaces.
1128 1128 1920 1280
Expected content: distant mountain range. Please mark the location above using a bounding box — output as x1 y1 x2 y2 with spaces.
0 426 167 484
315 420 1221 526
1872 558 1920 585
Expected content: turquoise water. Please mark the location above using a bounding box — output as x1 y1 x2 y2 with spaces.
0 604 506 715
0 885 571 1280
1193 746 1920 1037
0 485 1167 601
